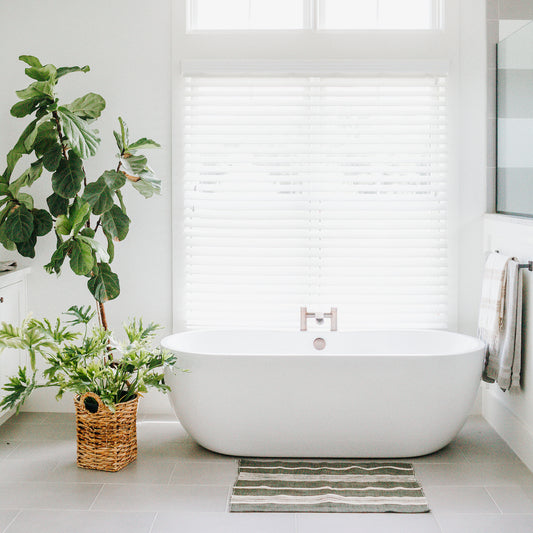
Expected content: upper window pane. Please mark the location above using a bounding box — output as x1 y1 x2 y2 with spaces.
320 0 440 30
190 0 305 30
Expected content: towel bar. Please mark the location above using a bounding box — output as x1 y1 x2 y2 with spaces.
493 251 532 271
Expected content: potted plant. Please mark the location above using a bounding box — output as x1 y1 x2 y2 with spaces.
0 55 176 470
0 306 176 471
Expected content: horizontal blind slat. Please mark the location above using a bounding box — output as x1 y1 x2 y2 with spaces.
182 74 448 329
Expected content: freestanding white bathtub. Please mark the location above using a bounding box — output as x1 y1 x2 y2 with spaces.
162 330 485 458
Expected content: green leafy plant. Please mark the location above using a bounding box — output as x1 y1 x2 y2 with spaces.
0 306 178 413
1 55 161 328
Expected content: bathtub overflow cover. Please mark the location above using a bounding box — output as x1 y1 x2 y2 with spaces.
313 337 326 350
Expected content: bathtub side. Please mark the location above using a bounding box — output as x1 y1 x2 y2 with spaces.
163 336 484 458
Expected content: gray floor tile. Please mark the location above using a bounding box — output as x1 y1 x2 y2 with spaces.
0 459 57 483
5 510 155 533
170 461 238 485
486 486 533 513
152 511 296 533
436 514 533 533
296 513 442 533
0 510 19 533
0 422 75 441
0 482 102 510
415 462 533 487
458 437 521 464
7 440 75 462
0 442 18 460
424 486 500 514
0 413 530 531
174 440 236 463
138 413 178 423
91 484 230 512
48 458 176 484
410 442 469 464
9 413 47 424
41 413 75 425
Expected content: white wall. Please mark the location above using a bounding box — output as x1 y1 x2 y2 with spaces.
0 0 488 415
0 0 174 413
481 0 533 471
483 215 533 469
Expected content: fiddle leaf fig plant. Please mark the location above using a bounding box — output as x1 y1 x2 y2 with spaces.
1 55 161 327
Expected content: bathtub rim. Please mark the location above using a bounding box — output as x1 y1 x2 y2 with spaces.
161 328 486 358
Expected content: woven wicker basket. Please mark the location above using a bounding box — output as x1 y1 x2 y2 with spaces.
74 392 138 472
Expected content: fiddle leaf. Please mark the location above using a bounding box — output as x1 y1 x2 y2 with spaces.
46 193 68 217
64 93 105 123
57 107 100 159
19 55 42 68
24 64 56 82
101 205 130 241
69 238 94 275
15 231 37 258
102 170 126 191
4 205 34 243
10 95 52 118
128 138 161 151
87 263 120 303
2 119 40 181
81 176 113 215
32 209 53 237
52 151 84 199
69 197 91 235
56 64 90 79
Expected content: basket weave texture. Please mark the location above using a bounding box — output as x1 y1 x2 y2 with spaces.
74 392 138 472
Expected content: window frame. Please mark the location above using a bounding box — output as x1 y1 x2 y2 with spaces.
186 0 444 33
172 0 463 332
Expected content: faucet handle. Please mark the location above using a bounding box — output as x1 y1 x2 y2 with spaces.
300 307 308 331
330 307 337 331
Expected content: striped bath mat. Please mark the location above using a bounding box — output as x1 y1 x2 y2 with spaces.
230 459 429 513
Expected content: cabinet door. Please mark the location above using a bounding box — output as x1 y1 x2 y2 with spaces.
0 282 22 400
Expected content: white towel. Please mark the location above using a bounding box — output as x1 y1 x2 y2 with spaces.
478 253 523 391
478 252 509 358
0 261 16 272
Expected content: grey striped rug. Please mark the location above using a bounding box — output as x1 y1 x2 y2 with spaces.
230 459 429 513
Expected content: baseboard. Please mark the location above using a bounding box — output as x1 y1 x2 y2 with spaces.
483 388 533 472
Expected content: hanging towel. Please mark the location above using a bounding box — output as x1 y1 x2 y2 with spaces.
478 252 509 358
479 253 523 391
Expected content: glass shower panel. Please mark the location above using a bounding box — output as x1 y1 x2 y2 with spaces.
497 21 533 217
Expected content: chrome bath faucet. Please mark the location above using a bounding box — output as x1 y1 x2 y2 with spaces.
300 307 337 331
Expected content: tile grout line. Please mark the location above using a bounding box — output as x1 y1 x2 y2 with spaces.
2 510 21 533
293 512 299 533
147 511 158 533
87 483 106 511
167 462 178 484
484 486 504 514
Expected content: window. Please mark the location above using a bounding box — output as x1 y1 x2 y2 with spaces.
188 0 442 31
183 72 448 329
319 0 441 30
189 0 306 30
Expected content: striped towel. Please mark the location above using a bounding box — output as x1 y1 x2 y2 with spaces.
230 459 429 513
479 252 523 390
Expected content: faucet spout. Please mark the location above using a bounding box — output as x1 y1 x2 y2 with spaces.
300 307 337 331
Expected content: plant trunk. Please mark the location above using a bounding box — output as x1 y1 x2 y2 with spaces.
98 301 108 330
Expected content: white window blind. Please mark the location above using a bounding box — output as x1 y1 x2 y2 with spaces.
183 73 448 330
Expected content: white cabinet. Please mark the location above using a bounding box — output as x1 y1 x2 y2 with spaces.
0 268 29 425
